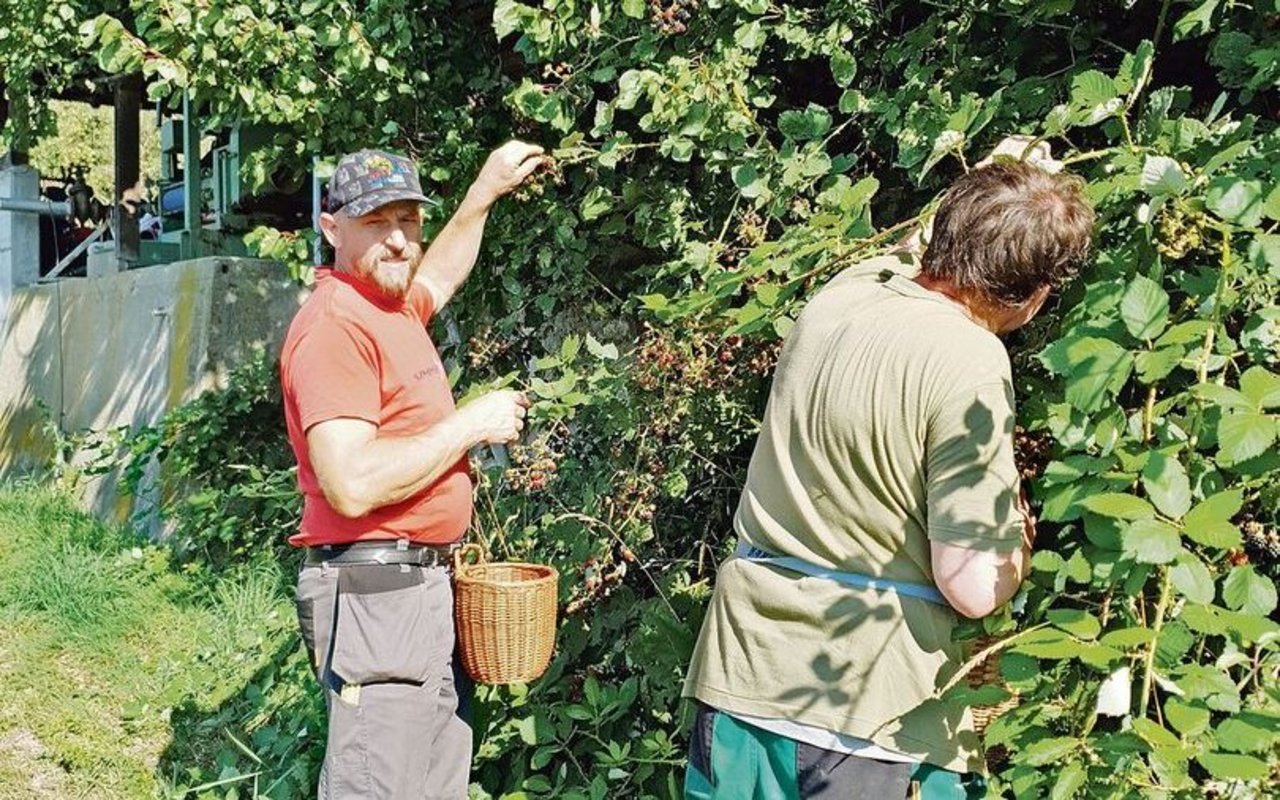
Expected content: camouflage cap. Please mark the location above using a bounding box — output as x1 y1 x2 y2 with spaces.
327 149 433 217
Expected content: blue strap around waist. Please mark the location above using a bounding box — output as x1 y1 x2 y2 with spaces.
734 541 947 605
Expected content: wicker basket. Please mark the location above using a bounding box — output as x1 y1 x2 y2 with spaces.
453 544 559 685
967 633 1018 736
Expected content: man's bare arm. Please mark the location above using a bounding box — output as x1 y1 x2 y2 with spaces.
931 492 1036 618
306 391 528 518
415 141 545 309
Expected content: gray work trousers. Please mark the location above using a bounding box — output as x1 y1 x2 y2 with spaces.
296 562 472 799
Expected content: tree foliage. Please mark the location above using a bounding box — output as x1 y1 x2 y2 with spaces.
33 0 1280 797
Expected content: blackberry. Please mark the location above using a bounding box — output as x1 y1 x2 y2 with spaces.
1242 520 1280 577
1013 426 1053 484
649 0 698 35
512 157 563 202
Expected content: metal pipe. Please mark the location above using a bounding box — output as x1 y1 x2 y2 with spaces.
0 197 72 216
38 221 109 282
182 91 201 259
312 155 323 266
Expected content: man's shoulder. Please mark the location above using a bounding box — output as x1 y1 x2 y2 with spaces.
825 252 919 291
282 278 376 364
290 274 370 331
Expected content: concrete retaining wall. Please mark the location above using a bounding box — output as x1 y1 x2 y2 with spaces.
0 257 306 529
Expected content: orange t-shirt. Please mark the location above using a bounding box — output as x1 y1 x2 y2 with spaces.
279 268 472 546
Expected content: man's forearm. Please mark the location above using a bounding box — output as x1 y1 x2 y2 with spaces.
342 412 478 516
417 187 493 302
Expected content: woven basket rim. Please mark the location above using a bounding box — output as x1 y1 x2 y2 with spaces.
455 563 558 588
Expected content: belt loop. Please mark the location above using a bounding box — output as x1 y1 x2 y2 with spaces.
396 538 409 551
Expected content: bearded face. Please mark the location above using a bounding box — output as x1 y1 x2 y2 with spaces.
353 238 425 300
322 200 426 301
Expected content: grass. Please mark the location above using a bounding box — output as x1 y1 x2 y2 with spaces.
0 483 321 799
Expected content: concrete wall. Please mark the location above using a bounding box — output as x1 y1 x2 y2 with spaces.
0 257 306 529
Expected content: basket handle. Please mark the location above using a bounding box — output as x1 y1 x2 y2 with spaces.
453 543 487 575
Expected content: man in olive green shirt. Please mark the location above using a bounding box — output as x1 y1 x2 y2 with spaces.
683 151 1094 799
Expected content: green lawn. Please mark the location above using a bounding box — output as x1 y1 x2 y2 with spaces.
0 484 321 799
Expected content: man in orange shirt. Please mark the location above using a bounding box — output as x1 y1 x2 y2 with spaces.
280 143 543 799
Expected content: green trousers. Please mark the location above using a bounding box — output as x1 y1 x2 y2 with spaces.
684 704 984 800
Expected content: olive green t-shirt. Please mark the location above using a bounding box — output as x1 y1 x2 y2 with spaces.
683 254 1023 773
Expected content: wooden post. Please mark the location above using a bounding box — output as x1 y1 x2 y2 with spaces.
113 73 142 268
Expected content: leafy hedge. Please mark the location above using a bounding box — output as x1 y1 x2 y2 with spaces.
33 0 1280 797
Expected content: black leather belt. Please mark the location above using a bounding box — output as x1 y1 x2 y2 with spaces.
303 540 461 568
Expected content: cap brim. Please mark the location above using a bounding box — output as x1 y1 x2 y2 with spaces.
341 188 438 217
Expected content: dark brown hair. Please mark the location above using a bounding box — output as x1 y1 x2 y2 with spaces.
921 161 1095 305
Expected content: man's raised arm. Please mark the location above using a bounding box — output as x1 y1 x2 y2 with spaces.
415 140 545 310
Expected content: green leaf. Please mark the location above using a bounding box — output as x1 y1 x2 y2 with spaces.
1121 274 1170 340
1122 519 1182 564
1222 565 1277 616
1013 628 1087 659
1194 383 1254 411
1135 347 1184 383
1116 40 1154 103
1206 176 1265 228
662 136 695 162
560 332 581 360
580 186 612 221
1064 550 1092 583
1217 412 1277 464
778 104 832 141
1175 664 1240 713
1202 141 1254 177
1149 746 1194 790
1047 609 1101 640
1170 552 1215 604
514 714 551 745
1022 737 1080 766
1040 336 1134 413
1215 712 1280 754
493 0 530 37
1165 698 1212 736
1077 642 1125 669
1141 451 1191 519
584 335 618 361
1157 620 1197 667
733 164 766 198
1265 183 1280 222
1239 367 1280 409
755 283 781 306
830 51 856 87
620 0 647 19
1196 752 1269 780
1139 156 1188 196
1100 627 1155 648
1156 320 1211 347
1173 0 1221 41
1000 652 1040 683
838 89 865 114
1077 493 1156 520
1069 70 1119 125
1182 490 1244 549
1132 718 1181 749
1180 603 1228 636
1050 761 1086 800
